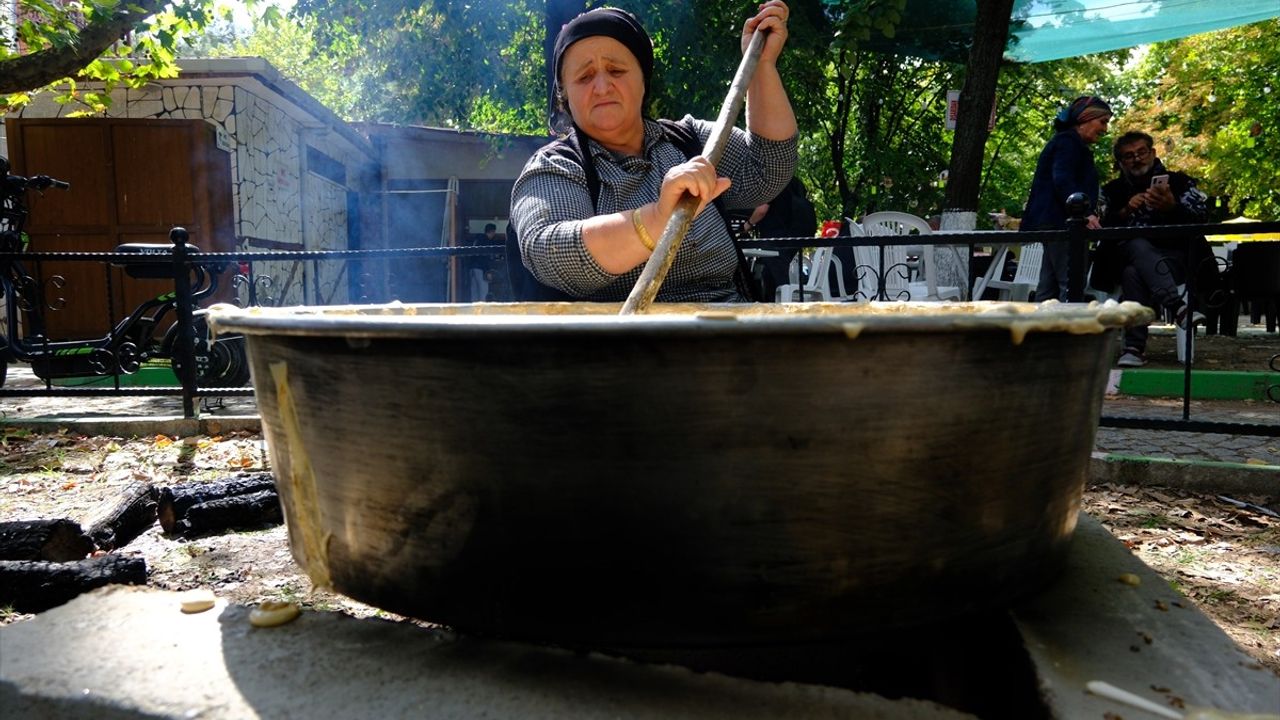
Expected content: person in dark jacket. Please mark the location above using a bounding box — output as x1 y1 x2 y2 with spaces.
1097 131 1216 367
1020 96 1112 301
742 177 817 300
465 223 498 301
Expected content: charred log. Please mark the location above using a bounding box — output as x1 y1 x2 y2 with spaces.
156 472 276 534
0 554 148 613
174 489 283 538
87 481 157 551
0 519 93 562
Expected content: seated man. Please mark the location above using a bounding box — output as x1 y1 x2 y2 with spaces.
1096 131 1218 367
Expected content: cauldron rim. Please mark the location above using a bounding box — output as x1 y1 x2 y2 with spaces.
210 300 1153 340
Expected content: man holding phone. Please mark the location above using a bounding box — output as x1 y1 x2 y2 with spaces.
1096 131 1219 367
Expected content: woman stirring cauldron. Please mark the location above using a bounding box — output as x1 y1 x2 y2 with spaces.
509 2 797 302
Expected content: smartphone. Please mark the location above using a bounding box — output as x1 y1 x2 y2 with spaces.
1150 174 1170 188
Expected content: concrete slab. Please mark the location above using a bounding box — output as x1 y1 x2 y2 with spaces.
0 414 261 438
0 587 974 720
1090 451 1280 497
1012 514 1280 718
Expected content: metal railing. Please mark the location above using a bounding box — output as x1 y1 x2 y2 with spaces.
1 216 1276 437
0 237 497 418
740 214 1280 437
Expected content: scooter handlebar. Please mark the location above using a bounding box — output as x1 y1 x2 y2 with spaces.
2 174 70 193
29 175 70 191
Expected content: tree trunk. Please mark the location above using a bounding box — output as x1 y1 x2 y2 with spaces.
0 0 166 94
831 48 857 218
0 555 148 613
940 0 1016 296
544 0 583 128
0 519 93 562
175 490 283 539
87 481 158 551
156 472 276 534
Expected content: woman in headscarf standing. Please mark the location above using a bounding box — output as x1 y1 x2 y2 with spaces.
1020 95 1112 302
509 2 797 302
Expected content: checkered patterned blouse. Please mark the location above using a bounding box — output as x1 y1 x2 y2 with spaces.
510 115 796 302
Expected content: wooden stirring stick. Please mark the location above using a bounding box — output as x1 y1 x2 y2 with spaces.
619 28 768 315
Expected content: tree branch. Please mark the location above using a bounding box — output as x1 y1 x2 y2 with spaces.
0 0 167 95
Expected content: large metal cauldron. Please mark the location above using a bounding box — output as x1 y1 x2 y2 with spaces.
211 301 1151 647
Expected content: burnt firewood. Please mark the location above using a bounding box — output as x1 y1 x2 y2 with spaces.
0 554 148 613
0 519 93 562
174 489 283 538
157 472 276 534
86 481 158 551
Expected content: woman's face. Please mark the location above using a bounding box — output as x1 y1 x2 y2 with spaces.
1076 115 1111 144
561 36 645 145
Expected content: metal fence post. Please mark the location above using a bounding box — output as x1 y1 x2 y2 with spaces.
170 227 197 419
1065 193 1090 302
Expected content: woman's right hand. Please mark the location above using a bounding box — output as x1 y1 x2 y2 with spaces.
653 156 731 223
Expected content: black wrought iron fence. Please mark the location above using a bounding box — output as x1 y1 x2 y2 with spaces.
1 216 1276 437
741 213 1280 437
0 234 495 418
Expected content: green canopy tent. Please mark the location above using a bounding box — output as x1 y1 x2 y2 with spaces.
861 0 1280 63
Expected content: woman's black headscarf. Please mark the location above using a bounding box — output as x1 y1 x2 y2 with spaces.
551 7 654 131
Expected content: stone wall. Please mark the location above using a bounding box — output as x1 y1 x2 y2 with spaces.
304 173 350 305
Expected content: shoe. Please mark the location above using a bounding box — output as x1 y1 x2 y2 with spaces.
1174 305 1205 330
1117 348 1147 368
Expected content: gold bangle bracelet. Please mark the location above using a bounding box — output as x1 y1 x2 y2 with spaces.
631 207 655 252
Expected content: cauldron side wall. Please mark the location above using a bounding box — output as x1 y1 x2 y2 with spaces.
246 324 1114 646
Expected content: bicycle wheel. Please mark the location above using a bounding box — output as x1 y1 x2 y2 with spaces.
166 318 251 388
205 334 251 387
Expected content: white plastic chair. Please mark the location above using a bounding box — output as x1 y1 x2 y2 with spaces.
862 211 932 237
975 243 1043 301
849 219 908 300
777 247 835 302
775 223 858 303
860 212 961 301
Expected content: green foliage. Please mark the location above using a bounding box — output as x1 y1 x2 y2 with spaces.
289 0 546 131
180 11 368 121
22 0 1264 226
0 0 217 113
1120 20 1280 219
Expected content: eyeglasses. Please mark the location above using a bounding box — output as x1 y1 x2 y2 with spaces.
1118 148 1152 162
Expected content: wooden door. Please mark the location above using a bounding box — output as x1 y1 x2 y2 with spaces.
5 118 234 340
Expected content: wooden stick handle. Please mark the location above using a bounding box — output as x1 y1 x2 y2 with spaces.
620 29 768 315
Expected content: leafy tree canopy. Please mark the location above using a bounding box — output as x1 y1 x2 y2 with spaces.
0 0 245 113
289 0 547 132
11 0 1271 224
1118 19 1279 219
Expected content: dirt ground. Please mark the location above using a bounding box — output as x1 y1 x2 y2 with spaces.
1142 330 1278 371
0 428 1277 679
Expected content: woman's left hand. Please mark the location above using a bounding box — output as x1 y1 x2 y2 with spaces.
742 0 789 64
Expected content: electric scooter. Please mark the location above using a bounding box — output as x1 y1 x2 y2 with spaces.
0 157 248 389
